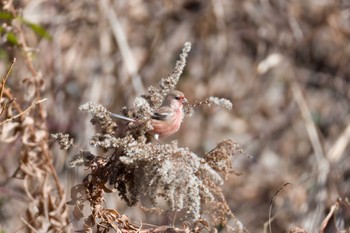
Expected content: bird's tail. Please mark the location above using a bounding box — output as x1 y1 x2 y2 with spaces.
109 112 135 122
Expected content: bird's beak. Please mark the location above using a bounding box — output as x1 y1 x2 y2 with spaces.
182 98 188 104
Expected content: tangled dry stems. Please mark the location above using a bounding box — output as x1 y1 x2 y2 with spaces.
52 42 247 232
0 8 69 233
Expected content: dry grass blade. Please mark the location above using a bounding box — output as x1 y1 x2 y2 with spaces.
326 122 350 162
290 76 329 232
290 80 325 161
266 183 293 233
99 0 145 95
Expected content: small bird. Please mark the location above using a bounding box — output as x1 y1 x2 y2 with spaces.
110 90 188 139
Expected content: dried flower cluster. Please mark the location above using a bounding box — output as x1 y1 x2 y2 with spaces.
55 42 247 232
51 133 74 150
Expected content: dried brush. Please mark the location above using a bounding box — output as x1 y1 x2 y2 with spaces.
53 42 248 233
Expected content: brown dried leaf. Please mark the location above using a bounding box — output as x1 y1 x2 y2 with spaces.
68 183 87 205
85 214 96 227
102 208 120 220
22 128 47 146
195 219 209 230
0 121 20 142
82 222 94 233
73 204 85 221
102 185 115 193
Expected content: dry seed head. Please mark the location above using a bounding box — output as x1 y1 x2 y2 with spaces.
208 97 233 110
51 133 73 150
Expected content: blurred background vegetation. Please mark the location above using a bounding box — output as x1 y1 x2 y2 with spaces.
1 0 350 232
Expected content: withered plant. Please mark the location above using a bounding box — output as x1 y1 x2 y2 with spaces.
53 42 248 232
0 4 69 232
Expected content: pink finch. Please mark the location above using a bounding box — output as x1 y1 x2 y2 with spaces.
110 90 187 139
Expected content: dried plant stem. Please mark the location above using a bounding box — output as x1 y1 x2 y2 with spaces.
266 183 293 233
0 98 47 126
326 121 350 162
8 6 46 120
20 217 38 233
291 76 329 232
192 99 211 109
43 148 65 198
4 3 69 231
319 201 338 233
158 42 191 93
0 57 16 104
99 0 145 95
169 41 191 82
0 58 17 117
2 85 23 114
291 80 325 162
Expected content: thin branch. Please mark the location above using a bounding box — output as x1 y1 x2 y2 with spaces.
20 217 39 233
0 58 16 116
267 183 293 233
56 218 75 233
0 98 47 126
2 82 23 114
0 57 16 103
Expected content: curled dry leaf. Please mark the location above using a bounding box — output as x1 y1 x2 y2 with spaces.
73 204 85 221
0 121 20 142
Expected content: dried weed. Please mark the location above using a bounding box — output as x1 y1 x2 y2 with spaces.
53 42 247 232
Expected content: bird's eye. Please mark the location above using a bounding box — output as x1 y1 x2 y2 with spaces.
175 96 181 100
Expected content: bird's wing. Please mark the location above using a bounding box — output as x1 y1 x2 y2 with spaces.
151 107 174 121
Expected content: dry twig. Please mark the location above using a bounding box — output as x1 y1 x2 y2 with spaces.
0 98 47 126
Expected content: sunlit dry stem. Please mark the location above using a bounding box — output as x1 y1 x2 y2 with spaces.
0 98 47 126
0 57 16 101
192 97 232 110
319 201 338 233
267 183 293 233
0 58 16 116
192 99 210 109
20 217 37 233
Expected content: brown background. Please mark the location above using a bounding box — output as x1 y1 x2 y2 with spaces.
1 0 350 232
